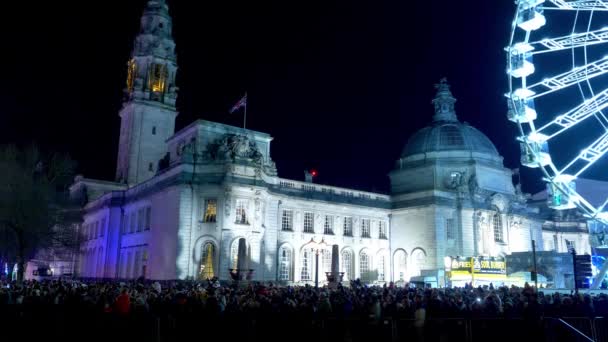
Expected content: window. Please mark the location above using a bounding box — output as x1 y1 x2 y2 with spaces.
323 250 332 273
394 250 407 281
377 254 385 281
361 219 371 238
301 251 311 281
379 221 387 239
203 199 217 223
235 199 249 225
553 235 558 252
134 250 142 278
200 242 215 279
129 213 136 234
439 125 465 146
152 126 156 135
324 215 334 235
411 249 426 277
230 240 239 269
343 217 353 236
148 63 168 94
341 250 353 281
304 212 314 233
126 252 133 279
118 252 125 278
148 163 154 172
446 218 455 240
145 207 151 230
137 208 144 232
493 213 503 243
281 210 293 231
360 251 370 282
100 218 106 238
566 239 575 252
278 247 292 281
126 59 137 93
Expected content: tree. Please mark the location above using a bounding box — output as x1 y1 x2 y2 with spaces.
0 145 81 282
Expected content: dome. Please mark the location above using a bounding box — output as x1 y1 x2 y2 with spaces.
401 122 499 157
401 78 499 158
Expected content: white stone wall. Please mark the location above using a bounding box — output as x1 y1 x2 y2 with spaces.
390 206 437 280
116 102 177 185
542 230 591 255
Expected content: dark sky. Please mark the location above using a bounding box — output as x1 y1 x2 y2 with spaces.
1 0 536 193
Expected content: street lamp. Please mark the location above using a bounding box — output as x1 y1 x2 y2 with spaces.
309 237 327 288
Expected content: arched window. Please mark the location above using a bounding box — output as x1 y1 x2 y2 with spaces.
341 250 353 281
322 249 332 274
134 250 142 278
394 250 407 281
360 250 370 282
411 248 426 277
376 252 386 281
126 251 133 279
97 247 104 278
230 239 240 270
152 126 156 135
301 250 311 281
493 213 504 243
200 242 216 280
278 247 292 281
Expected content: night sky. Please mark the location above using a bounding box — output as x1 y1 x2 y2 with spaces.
1 0 538 193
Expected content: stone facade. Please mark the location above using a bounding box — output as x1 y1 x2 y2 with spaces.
67 1 591 285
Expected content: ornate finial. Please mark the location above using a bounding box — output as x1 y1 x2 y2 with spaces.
432 77 458 122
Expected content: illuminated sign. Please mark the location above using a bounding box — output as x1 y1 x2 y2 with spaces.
450 256 506 275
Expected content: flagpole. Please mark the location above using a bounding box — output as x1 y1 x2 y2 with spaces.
243 101 247 130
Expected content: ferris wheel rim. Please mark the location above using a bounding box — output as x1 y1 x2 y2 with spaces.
507 0 608 225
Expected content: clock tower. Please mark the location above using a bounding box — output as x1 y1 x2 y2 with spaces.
116 0 178 185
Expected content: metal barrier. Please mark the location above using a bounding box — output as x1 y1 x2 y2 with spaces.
2 307 608 342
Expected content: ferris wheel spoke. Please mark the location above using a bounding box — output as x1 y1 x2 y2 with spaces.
545 0 608 10
537 88 608 138
526 27 608 54
523 58 608 99
559 131 608 176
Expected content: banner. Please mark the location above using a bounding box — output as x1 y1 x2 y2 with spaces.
449 256 506 275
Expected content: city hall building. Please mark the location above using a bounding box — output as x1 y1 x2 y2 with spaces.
68 0 590 285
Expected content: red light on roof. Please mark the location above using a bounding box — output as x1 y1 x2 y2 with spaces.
311 170 317 177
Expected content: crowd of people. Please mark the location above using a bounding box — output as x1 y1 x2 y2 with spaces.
1 277 607 320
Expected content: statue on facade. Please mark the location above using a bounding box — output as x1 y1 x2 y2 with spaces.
204 134 263 164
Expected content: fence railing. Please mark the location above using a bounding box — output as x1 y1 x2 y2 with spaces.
0 307 605 342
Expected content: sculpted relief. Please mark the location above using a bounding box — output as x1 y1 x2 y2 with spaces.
204 134 263 164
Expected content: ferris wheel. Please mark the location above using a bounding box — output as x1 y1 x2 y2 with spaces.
506 0 608 225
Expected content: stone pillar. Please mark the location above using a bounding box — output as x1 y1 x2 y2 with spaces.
331 244 340 274
237 238 247 271
327 244 343 288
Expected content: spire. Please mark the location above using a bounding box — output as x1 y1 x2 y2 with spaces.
432 77 458 122
133 0 175 60
124 0 178 105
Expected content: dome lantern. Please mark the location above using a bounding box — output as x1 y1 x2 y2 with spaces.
432 77 458 123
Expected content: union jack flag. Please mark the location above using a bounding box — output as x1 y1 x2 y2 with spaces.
229 93 247 114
